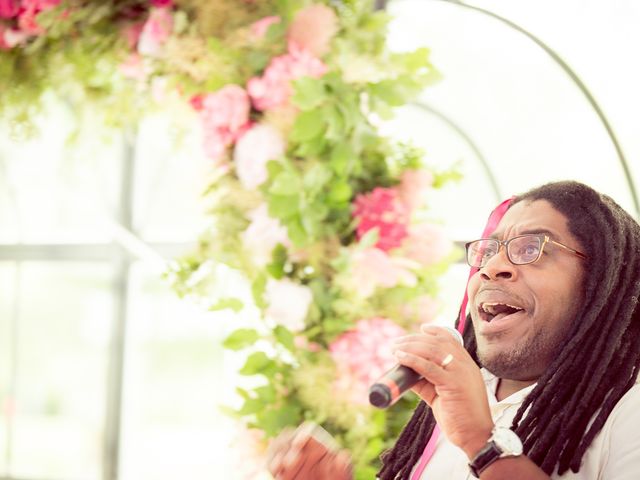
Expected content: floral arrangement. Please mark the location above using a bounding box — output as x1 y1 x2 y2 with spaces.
2 0 460 477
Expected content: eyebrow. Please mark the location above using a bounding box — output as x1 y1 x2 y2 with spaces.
489 228 559 240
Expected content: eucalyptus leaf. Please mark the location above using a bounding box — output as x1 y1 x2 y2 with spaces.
223 328 260 350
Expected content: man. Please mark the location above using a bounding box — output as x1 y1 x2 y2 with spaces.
268 180 640 479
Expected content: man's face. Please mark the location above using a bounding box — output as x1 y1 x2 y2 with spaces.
467 199 586 381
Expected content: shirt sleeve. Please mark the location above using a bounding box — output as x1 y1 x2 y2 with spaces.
600 383 640 479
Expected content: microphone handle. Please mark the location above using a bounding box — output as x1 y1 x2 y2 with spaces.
369 364 422 409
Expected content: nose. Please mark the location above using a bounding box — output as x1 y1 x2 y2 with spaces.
479 246 516 281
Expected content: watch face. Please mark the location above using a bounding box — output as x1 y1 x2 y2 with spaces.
493 428 523 456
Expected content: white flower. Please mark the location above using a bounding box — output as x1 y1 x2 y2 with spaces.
242 204 290 267
234 123 285 190
265 278 313 332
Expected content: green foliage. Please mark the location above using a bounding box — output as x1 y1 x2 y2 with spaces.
3 0 462 476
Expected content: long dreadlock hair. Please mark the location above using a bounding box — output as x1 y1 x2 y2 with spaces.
378 180 640 479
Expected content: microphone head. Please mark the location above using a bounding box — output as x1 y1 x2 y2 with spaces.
368 383 392 408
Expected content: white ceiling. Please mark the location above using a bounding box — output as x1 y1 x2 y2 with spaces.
383 0 640 239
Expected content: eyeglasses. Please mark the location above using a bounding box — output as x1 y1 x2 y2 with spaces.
465 233 587 268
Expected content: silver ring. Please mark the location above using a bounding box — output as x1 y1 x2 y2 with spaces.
440 353 454 368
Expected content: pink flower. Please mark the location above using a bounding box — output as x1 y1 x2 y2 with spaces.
199 85 251 160
329 318 406 405
137 7 173 56
352 187 410 252
265 279 313 332
397 169 434 212
118 53 147 81
348 247 416 298
250 15 280 39
234 124 285 190
288 3 338 57
401 295 440 326
247 46 327 111
1 26 28 48
401 223 452 267
150 0 173 7
0 0 20 19
122 22 144 50
242 204 291 267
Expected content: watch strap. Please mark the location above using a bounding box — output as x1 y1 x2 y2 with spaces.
468 440 501 478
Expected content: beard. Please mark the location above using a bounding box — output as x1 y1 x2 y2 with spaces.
475 325 569 381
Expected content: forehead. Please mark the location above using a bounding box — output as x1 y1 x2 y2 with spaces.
493 199 573 240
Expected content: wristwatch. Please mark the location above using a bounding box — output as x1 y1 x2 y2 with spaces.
468 426 523 478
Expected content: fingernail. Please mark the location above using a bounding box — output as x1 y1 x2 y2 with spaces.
394 350 407 359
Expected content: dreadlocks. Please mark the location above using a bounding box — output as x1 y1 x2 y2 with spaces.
378 181 640 479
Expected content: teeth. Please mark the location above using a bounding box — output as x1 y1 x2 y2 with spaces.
481 302 524 315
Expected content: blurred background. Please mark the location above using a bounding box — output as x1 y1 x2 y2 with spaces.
1 0 638 479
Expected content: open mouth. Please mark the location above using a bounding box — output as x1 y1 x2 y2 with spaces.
479 302 525 323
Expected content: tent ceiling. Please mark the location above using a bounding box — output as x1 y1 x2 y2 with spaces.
383 0 640 239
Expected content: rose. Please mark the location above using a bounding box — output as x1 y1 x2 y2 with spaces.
241 204 290 267
137 7 173 56
265 279 313 332
0 0 19 19
401 222 452 267
234 123 285 190
397 169 434 212
198 85 251 160
247 46 327 111
250 15 280 39
287 3 338 57
330 318 406 405
347 247 417 298
352 187 410 252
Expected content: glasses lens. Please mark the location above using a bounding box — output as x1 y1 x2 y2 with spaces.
508 235 542 264
467 239 498 267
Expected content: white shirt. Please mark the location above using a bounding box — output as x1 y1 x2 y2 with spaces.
418 369 640 479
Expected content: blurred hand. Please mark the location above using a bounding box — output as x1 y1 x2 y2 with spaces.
266 422 353 480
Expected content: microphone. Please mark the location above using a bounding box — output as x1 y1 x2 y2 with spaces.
369 326 464 408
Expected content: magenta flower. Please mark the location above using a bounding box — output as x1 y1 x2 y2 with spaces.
198 85 251 160
0 0 20 19
247 45 327 111
352 187 410 252
329 318 406 405
150 0 173 7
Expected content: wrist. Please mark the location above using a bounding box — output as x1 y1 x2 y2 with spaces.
462 426 493 460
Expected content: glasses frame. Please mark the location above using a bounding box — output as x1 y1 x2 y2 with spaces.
465 233 587 268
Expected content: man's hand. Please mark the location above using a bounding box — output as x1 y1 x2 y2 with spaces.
266 422 353 480
392 325 494 459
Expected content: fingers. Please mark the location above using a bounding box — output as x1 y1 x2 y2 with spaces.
267 423 353 480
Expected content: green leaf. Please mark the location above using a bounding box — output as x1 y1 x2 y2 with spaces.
273 325 295 351
209 298 244 313
328 182 353 204
268 194 300 220
290 110 325 142
266 243 288 279
286 216 309 247
257 404 303 437
292 77 326 110
323 104 346 141
254 384 277 403
223 328 260 350
303 163 332 195
238 397 264 415
252 274 267 309
269 171 301 196
330 142 355 177
239 352 274 376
